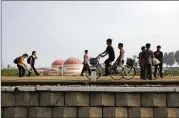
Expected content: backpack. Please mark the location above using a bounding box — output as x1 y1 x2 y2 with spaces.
14 57 20 64
27 56 32 64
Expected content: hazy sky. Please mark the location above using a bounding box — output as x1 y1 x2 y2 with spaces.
2 1 179 68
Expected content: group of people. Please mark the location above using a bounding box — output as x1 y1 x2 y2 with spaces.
14 51 40 77
139 44 163 80
81 38 125 76
81 38 163 80
14 39 163 79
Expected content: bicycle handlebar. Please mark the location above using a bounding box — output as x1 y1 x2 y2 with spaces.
96 55 101 60
133 55 139 59
133 55 137 58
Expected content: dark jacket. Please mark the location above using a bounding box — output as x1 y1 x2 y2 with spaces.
154 51 163 63
142 49 154 65
29 56 36 66
139 51 145 66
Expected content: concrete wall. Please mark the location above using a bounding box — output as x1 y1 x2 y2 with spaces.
1 86 179 118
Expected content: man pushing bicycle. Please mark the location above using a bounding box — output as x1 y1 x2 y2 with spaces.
99 38 115 76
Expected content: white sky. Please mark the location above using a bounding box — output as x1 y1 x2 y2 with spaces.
2 1 179 67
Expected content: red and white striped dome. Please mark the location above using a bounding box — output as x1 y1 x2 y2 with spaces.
64 57 82 65
52 60 64 66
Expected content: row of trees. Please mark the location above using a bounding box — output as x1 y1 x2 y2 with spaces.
163 50 179 67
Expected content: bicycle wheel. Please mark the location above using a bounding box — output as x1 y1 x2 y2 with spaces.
153 67 160 80
122 65 136 80
110 65 123 80
86 66 101 80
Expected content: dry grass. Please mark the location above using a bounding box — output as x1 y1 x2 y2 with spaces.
1 76 179 82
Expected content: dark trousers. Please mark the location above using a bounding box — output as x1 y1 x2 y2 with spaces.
104 58 113 75
28 65 39 76
81 64 91 75
144 64 153 80
17 65 25 77
139 64 145 79
154 63 163 78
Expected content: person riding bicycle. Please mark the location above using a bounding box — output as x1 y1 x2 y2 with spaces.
138 46 146 80
115 43 125 66
99 38 115 76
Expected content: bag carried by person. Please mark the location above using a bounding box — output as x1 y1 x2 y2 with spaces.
152 58 161 66
13 57 20 64
27 56 32 64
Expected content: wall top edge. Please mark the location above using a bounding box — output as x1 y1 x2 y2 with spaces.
1 86 179 92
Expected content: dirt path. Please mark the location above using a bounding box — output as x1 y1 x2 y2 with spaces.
2 76 179 82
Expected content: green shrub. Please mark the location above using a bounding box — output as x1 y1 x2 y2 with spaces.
1 69 36 76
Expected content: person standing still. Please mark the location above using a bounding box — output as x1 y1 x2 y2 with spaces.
138 46 145 80
143 43 154 80
154 45 163 78
27 51 39 77
81 50 91 76
17 54 28 77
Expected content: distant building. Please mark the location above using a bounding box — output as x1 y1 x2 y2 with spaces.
35 58 83 76
63 57 83 75
51 60 65 75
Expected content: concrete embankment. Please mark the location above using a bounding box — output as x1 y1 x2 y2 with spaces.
1 86 179 118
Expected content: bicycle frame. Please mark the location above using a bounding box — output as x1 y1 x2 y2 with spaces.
89 56 117 74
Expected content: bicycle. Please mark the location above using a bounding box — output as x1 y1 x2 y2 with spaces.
122 55 160 80
86 55 124 80
152 66 160 80
122 55 138 80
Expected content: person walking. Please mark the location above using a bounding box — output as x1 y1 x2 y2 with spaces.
81 50 91 76
14 53 28 77
138 46 145 80
154 45 163 78
143 43 154 80
27 51 40 77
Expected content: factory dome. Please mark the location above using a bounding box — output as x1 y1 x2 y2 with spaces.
52 60 64 66
64 57 82 65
